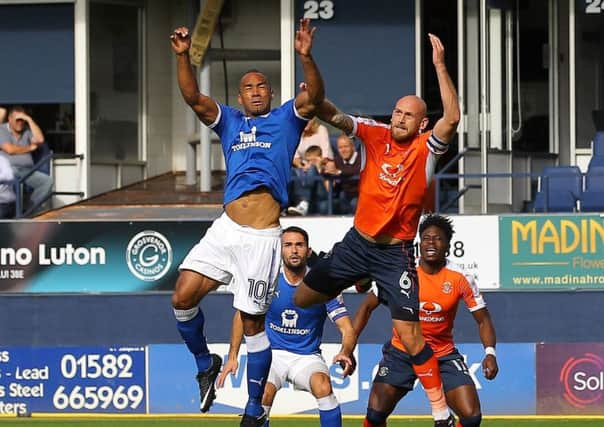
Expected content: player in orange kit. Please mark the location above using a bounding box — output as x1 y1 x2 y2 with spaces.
353 214 499 427
294 34 459 426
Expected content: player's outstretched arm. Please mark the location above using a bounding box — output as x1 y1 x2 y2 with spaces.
333 314 358 377
429 33 460 144
472 308 498 380
170 26 219 126
351 292 380 337
216 311 244 388
294 18 325 118
315 98 354 136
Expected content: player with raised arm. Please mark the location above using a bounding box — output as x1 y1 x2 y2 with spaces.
293 33 460 426
217 226 357 427
169 19 324 426
354 214 498 427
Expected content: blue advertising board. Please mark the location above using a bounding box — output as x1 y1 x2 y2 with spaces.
148 342 535 415
347 343 535 415
0 346 146 414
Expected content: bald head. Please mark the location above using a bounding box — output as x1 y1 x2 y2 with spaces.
395 95 427 118
389 95 429 142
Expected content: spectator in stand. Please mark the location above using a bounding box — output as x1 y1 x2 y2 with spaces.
294 117 333 168
0 155 16 218
0 107 7 124
0 106 53 213
288 145 330 216
329 133 361 214
288 117 333 215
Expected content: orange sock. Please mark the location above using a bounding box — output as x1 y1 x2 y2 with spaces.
412 352 449 419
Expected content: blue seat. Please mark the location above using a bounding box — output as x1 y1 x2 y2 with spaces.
581 166 604 212
533 166 582 212
593 131 604 157
587 132 604 170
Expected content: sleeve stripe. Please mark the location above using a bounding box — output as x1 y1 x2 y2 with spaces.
208 101 222 129
468 302 487 312
293 101 310 121
427 133 448 154
328 306 349 321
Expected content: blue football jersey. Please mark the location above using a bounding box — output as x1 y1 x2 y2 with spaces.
209 99 307 208
265 272 348 355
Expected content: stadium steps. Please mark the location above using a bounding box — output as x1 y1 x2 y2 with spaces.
36 171 226 220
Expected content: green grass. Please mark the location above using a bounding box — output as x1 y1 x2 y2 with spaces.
1 417 604 427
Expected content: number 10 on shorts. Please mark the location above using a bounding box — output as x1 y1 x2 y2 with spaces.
248 278 269 303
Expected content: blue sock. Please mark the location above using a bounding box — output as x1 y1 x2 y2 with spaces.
319 406 342 427
174 307 211 372
244 332 272 417
317 394 341 427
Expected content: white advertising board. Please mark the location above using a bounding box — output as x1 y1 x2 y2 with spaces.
281 215 500 289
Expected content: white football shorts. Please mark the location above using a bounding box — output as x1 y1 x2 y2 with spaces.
268 349 329 392
179 212 281 315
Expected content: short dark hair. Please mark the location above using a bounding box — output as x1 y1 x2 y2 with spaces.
8 105 25 116
304 145 322 157
419 214 454 244
282 226 309 245
239 69 271 91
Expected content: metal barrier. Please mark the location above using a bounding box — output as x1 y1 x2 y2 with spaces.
12 150 54 218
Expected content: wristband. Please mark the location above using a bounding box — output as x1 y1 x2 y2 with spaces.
484 346 496 357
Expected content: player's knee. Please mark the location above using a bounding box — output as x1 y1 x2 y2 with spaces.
366 407 388 425
459 414 482 427
171 279 199 309
171 290 200 309
311 373 333 398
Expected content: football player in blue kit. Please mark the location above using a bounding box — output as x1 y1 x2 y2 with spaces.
169 19 325 426
217 226 357 427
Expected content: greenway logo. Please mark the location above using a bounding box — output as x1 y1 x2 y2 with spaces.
126 231 172 281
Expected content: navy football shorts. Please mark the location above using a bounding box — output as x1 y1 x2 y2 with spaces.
304 227 419 321
373 342 475 393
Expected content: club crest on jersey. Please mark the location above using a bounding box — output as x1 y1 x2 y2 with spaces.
378 366 389 377
232 125 272 151
281 309 298 328
379 162 404 186
240 126 256 143
442 281 453 294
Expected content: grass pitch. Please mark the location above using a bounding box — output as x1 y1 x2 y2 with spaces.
1 416 604 426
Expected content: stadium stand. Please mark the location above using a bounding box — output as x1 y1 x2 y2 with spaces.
532 165 582 212
587 131 604 169
580 165 604 212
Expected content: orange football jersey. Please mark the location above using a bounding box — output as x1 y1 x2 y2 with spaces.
390 261 486 358
352 117 447 240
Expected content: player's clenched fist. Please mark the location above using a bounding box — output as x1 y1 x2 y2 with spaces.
170 26 191 55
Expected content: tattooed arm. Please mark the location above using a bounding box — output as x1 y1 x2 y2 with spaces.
316 98 354 136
